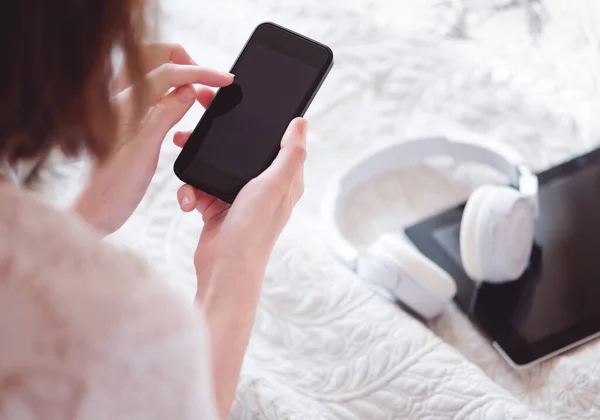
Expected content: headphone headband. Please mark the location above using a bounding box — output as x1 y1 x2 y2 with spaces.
323 136 539 267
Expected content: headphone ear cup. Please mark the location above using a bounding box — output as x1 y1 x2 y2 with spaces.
364 234 456 319
460 187 494 281
461 186 535 282
358 240 403 297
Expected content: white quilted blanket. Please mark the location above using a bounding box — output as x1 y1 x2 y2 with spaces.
44 0 600 418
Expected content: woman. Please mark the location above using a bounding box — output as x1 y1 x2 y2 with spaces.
0 1 307 419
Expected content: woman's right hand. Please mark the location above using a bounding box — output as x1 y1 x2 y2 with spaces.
173 114 308 302
173 109 307 419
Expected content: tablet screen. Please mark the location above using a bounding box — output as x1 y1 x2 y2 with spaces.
406 148 600 365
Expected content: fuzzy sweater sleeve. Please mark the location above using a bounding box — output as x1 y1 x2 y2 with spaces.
0 184 218 420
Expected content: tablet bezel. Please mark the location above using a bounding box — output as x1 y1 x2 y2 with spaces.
405 146 600 367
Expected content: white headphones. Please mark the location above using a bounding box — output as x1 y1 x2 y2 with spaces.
322 136 539 319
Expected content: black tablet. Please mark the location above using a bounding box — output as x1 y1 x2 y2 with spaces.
405 147 600 367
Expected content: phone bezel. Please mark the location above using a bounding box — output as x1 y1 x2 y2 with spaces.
174 22 334 203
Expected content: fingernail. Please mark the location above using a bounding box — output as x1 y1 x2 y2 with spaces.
182 195 191 207
176 85 196 102
223 72 235 80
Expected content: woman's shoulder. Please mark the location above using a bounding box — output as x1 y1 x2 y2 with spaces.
0 183 160 311
0 183 147 281
0 184 218 419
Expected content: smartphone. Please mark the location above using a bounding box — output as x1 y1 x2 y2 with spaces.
174 22 334 203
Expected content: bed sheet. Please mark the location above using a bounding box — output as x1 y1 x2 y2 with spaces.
43 0 600 418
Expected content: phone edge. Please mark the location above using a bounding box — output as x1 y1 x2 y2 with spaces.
173 22 334 204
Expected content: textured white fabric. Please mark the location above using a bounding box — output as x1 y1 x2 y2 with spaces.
37 0 600 418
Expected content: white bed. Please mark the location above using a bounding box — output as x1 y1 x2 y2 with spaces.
49 0 600 418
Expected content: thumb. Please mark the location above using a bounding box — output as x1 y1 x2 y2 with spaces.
261 118 308 180
141 84 196 141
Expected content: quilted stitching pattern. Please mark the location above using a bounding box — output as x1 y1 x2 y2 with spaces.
35 0 600 418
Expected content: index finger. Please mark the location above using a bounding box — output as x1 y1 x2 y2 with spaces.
114 43 197 93
138 43 197 71
145 64 233 104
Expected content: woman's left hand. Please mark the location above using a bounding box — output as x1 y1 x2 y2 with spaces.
72 44 233 235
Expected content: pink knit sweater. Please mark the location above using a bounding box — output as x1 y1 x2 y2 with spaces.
0 182 218 419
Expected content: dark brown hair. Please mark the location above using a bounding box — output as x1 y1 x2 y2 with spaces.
0 0 152 169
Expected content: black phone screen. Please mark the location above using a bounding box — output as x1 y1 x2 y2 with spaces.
175 23 332 202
